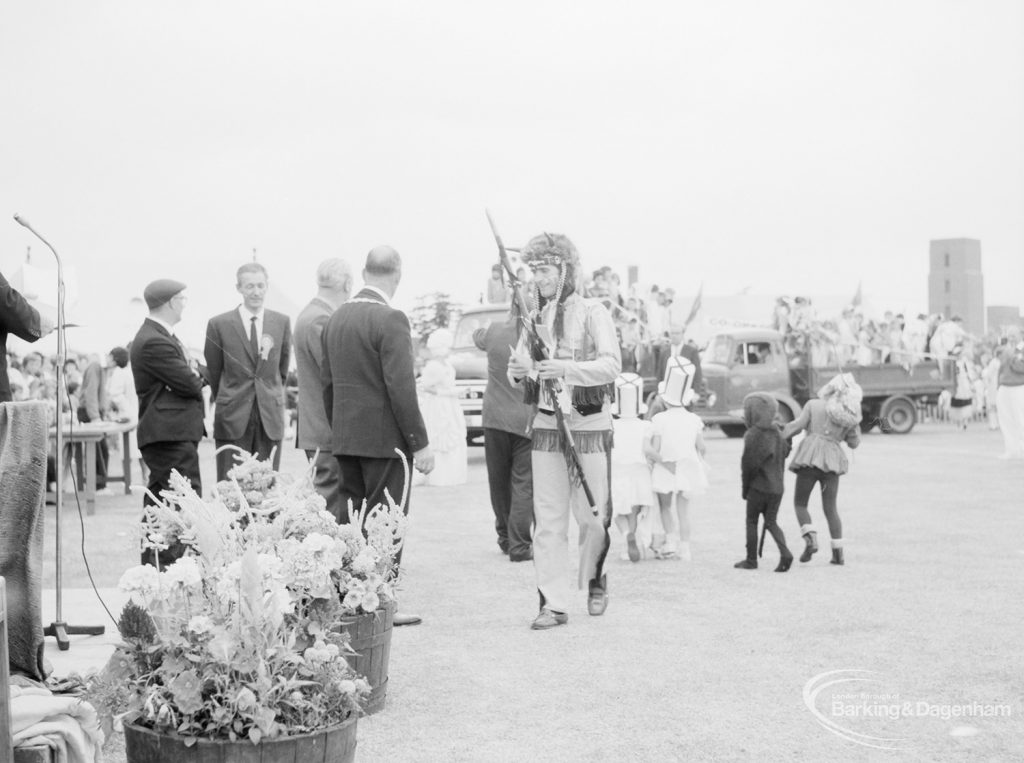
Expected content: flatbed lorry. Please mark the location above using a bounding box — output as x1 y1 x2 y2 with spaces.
696 328 952 435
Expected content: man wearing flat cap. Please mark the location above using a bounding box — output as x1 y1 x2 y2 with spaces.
131 278 208 566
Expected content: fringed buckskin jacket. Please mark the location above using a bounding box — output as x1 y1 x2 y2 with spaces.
514 293 621 450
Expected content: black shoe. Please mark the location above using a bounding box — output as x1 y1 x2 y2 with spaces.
393 612 423 626
830 548 845 566
734 559 757 569
509 549 533 562
775 554 794 572
498 539 509 555
799 532 818 563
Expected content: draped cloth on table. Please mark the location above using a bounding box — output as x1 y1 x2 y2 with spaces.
0 400 49 681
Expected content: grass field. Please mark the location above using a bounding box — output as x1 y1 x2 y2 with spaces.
44 422 1023 761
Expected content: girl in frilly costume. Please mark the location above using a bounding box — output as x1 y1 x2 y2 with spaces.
416 328 468 486
782 373 862 566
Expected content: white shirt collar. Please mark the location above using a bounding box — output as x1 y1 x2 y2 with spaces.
360 285 391 306
149 315 176 336
239 305 265 336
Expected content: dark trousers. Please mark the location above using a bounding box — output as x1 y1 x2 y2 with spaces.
744 487 790 561
139 441 201 567
483 428 533 558
336 454 411 572
215 403 281 481
793 467 843 540
305 448 342 522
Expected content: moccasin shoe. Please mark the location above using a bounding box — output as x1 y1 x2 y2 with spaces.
587 574 609 616
530 608 568 630
587 590 609 616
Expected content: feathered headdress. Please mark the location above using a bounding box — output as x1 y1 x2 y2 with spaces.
520 232 582 343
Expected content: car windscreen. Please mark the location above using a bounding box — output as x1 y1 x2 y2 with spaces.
453 309 507 348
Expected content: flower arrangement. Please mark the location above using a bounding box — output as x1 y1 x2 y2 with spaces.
91 450 408 744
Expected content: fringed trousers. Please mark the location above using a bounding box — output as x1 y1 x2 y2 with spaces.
531 427 612 613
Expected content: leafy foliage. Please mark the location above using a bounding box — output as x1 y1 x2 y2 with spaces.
409 291 461 343
90 449 410 743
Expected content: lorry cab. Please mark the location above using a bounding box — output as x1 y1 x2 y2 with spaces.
700 328 799 437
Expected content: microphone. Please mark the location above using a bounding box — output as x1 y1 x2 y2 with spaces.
14 213 30 228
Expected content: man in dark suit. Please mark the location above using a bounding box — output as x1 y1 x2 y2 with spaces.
130 279 207 566
322 246 434 519
1 270 53 403
322 247 433 628
656 324 705 398
294 258 352 520
204 263 292 481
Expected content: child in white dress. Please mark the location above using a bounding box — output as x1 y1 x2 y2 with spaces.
610 373 656 562
416 329 468 486
646 362 709 560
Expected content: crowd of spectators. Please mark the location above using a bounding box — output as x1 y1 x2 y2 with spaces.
772 296 978 368
483 262 1021 428
5 346 144 493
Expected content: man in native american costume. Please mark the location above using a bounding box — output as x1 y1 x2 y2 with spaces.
508 233 621 630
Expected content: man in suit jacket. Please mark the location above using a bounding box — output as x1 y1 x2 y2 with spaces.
130 279 207 566
294 258 352 520
0 270 53 403
321 246 434 524
656 324 705 398
205 263 292 481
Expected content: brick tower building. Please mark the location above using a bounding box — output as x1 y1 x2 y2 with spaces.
928 238 985 335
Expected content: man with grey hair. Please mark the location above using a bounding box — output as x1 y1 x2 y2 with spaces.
294 258 352 518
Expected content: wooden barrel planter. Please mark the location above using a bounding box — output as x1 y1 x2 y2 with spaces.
123 714 357 762
337 599 395 715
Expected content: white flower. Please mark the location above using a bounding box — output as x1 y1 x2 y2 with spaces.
303 532 335 554
235 687 258 711
162 556 202 588
350 547 377 576
208 631 238 663
303 639 336 666
342 590 362 611
187 615 214 635
360 591 380 613
118 565 161 600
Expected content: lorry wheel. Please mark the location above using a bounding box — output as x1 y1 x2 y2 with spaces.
720 424 747 438
880 397 916 434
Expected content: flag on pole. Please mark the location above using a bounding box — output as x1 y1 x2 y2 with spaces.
851 280 863 308
683 282 703 329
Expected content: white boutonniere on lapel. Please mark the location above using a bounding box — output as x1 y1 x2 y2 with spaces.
260 334 274 361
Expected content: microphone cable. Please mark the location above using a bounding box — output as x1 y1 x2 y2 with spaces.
60 356 120 630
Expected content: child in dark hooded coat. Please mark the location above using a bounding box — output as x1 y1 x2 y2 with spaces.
735 392 793 571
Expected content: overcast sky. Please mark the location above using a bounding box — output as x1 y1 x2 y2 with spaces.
2 1 1022 350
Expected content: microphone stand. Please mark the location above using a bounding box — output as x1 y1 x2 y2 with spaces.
13 214 105 650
